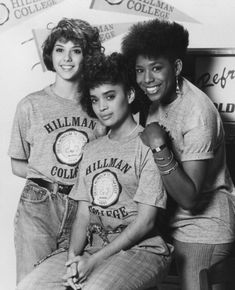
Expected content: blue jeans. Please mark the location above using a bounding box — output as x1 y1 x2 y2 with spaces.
14 179 78 284
174 239 234 290
17 249 171 290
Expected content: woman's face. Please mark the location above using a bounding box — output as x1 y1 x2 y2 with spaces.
90 83 131 129
52 39 83 81
135 55 177 104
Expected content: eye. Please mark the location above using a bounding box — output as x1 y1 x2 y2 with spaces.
152 65 162 72
135 68 143 74
55 47 63 53
73 48 82 54
90 97 98 104
106 94 115 100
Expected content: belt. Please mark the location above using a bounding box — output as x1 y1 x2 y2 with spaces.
87 223 127 246
29 178 73 195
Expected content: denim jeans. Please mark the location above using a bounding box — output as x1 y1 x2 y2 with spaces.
14 179 78 284
17 249 171 290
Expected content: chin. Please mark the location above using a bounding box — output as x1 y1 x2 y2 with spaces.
147 93 161 102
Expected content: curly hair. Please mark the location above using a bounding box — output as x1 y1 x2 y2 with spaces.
42 18 104 72
80 52 142 118
121 19 189 67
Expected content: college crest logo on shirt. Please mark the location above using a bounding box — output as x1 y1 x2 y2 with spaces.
53 129 88 166
91 169 122 208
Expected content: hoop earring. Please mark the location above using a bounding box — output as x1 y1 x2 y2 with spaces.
176 76 181 95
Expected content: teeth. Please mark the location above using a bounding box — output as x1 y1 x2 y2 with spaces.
61 65 73 70
146 86 159 94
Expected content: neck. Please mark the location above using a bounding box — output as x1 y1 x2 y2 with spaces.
161 90 178 106
52 77 81 101
108 116 138 140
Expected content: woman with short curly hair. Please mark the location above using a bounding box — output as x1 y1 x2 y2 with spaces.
8 18 105 284
122 19 235 290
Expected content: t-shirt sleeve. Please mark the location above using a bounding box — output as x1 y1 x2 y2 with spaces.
8 99 31 160
181 108 222 161
133 143 167 209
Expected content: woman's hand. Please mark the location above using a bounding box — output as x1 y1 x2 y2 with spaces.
140 122 167 149
63 261 79 290
65 255 98 286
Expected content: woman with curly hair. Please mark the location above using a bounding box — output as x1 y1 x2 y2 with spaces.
121 19 235 290
8 18 106 284
16 52 173 290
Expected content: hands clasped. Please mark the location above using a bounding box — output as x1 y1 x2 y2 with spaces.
63 255 96 290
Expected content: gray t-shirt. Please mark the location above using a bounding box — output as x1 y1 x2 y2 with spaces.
147 78 235 244
8 85 106 185
70 125 172 255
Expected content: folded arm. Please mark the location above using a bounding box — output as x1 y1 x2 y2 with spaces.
11 158 28 178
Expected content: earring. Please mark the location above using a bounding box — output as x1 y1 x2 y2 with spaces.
176 76 181 95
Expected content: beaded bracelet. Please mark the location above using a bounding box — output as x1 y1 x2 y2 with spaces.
154 151 174 167
159 160 179 175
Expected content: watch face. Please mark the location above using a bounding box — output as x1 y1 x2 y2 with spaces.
152 148 160 153
152 144 166 153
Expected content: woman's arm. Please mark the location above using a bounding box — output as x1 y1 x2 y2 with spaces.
65 200 90 289
11 158 28 178
68 200 90 260
159 156 208 209
140 122 209 210
93 202 157 259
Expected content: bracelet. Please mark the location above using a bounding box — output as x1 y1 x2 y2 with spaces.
154 151 174 167
154 156 165 161
159 161 179 175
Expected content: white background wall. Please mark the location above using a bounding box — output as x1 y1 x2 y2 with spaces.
1 0 235 289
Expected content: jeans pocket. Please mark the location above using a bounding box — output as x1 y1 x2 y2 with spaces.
20 181 49 203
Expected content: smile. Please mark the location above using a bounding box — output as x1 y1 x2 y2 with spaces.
145 85 160 95
61 65 74 71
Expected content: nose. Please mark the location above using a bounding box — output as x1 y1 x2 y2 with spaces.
144 70 154 83
63 51 72 62
99 99 108 111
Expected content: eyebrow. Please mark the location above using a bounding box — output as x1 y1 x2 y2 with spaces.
136 60 159 66
90 89 116 98
54 43 82 48
103 90 115 95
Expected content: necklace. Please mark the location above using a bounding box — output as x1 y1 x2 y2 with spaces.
108 123 139 139
161 94 182 119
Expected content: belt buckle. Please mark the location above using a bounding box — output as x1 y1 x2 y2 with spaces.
58 184 64 192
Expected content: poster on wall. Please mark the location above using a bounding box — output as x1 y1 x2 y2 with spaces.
194 51 235 143
90 0 199 23
0 0 65 33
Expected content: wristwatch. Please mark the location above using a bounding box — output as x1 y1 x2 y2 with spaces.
151 144 166 153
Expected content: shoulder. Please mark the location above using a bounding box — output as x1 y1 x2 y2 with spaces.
182 78 216 112
181 79 224 139
16 88 47 112
181 78 221 122
84 135 107 152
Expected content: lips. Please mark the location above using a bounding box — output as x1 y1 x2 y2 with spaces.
99 113 112 120
145 85 160 95
60 65 74 71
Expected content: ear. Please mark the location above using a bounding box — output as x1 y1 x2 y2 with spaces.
127 88 135 104
175 59 183 76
